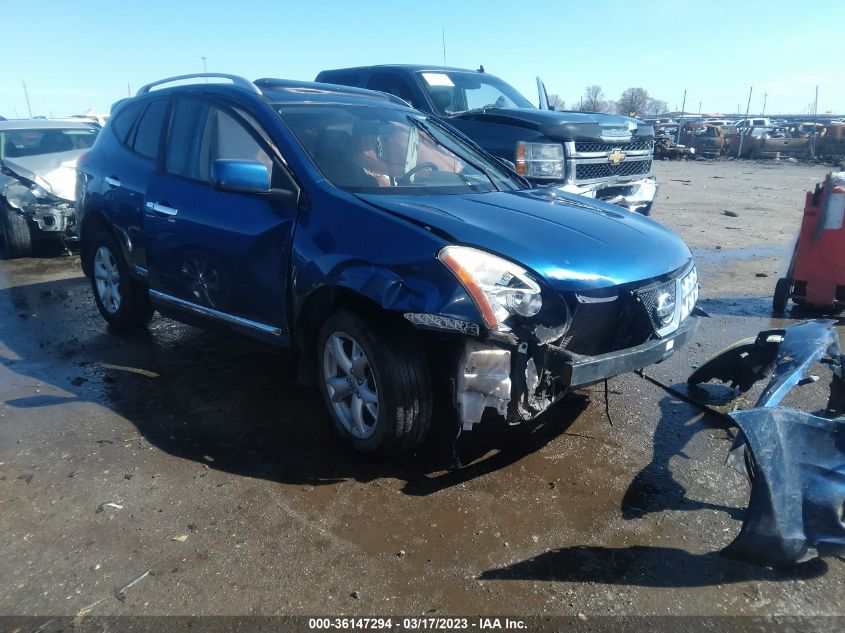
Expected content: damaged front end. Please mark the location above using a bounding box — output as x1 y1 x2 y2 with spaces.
443 246 700 430
689 320 845 565
2 177 77 236
1 150 84 248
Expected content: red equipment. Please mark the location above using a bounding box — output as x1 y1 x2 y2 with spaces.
774 171 845 313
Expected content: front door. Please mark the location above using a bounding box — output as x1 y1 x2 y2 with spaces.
144 97 298 342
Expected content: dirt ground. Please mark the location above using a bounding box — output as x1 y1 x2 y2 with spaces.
1 159 843 626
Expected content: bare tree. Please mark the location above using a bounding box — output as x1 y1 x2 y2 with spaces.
616 87 669 118
581 85 607 112
547 93 566 110
616 87 650 117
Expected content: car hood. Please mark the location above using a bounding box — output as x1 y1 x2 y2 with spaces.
359 189 692 292
448 108 654 142
2 149 85 201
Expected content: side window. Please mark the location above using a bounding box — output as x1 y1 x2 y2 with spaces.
368 73 416 107
131 99 169 160
321 72 363 87
166 98 210 179
111 100 145 145
197 108 273 181
166 99 296 190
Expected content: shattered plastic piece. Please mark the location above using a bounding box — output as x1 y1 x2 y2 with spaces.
691 320 845 565
171 534 189 542
725 407 845 565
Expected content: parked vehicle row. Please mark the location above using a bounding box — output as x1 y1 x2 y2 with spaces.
73 73 698 456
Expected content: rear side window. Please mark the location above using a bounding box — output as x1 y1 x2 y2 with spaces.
131 99 169 160
111 101 145 144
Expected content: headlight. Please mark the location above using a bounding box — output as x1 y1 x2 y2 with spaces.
438 245 542 331
679 266 698 321
515 142 564 179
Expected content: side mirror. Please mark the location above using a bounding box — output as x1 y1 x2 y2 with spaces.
211 159 270 193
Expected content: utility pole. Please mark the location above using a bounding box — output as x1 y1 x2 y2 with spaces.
202 56 207 73
762 92 767 116
676 89 686 144
127 83 131 97
441 28 446 65
737 86 753 158
22 81 32 118
698 100 701 115
811 85 819 157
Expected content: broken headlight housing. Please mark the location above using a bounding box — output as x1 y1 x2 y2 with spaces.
679 265 698 321
439 245 542 332
515 142 564 179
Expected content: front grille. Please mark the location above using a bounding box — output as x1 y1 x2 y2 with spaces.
575 160 652 181
574 140 654 153
638 281 677 332
559 299 622 355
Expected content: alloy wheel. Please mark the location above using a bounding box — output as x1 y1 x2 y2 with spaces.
322 331 380 439
93 246 122 314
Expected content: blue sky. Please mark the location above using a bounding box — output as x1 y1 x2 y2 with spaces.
2 0 843 118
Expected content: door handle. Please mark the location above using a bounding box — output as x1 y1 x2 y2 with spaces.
145 201 179 217
104 176 121 188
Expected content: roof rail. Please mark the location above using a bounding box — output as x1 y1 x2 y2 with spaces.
136 73 261 96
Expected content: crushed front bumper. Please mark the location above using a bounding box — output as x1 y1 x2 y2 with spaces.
455 316 697 429
557 176 658 215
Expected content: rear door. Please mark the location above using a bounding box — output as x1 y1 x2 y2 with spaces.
144 96 299 342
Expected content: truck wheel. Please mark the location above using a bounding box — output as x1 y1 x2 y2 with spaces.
317 311 432 456
773 278 792 314
89 231 154 328
1 202 32 259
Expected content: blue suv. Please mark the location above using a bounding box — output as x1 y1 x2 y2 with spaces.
76 74 698 456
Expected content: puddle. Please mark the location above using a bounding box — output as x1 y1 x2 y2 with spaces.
692 245 789 269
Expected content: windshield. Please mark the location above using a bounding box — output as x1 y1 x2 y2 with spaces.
415 71 535 115
0 127 98 160
276 103 525 195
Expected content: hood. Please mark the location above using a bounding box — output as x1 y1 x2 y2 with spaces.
359 189 692 292
449 108 654 142
3 149 85 201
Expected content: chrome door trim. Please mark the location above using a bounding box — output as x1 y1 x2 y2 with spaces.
149 290 282 336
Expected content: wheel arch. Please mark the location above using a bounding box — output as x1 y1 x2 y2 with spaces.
293 284 416 386
79 209 126 277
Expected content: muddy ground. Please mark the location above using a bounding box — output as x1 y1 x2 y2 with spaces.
0 159 843 624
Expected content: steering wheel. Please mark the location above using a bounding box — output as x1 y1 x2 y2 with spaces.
398 162 440 185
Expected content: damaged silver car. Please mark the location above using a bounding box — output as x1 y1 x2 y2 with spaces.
1 120 98 258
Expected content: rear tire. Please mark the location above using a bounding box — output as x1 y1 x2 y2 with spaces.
89 231 154 329
317 310 432 456
773 277 792 314
1 202 32 259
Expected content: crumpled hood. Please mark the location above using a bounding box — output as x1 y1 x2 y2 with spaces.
359 189 692 292
3 149 85 201
449 108 654 142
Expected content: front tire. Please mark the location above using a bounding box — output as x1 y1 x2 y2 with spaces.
773 277 792 314
1 203 32 259
89 231 154 329
317 311 432 456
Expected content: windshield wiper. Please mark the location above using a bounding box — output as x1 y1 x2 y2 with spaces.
406 116 503 192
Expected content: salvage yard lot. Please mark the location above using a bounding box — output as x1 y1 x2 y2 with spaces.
1 159 843 618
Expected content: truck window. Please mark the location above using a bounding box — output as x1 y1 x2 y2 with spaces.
368 73 416 108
